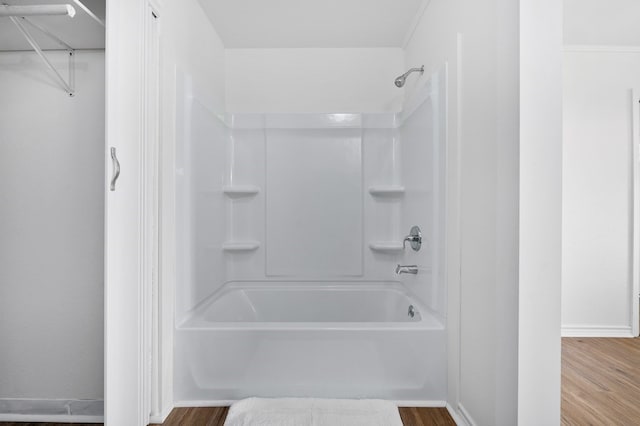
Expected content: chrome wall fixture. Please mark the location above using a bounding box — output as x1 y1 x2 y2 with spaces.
403 225 422 251
396 265 418 275
394 65 424 88
110 147 120 191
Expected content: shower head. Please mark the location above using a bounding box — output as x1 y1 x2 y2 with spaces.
394 66 424 88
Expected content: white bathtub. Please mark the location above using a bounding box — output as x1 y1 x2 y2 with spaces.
175 282 447 404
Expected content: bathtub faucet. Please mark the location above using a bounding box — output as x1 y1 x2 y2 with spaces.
403 225 422 251
396 264 418 275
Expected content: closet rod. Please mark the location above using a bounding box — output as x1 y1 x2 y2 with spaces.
72 0 104 27
0 4 76 18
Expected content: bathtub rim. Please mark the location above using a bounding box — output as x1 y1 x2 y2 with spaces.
177 280 445 331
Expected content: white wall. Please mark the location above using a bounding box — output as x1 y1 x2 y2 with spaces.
404 0 521 424
564 0 640 46
562 49 640 335
225 48 405 113
157 0 227 420
0 51 105 400
517 0 562 426
519 0 563 424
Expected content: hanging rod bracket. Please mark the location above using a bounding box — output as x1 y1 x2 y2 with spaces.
9 16 75 96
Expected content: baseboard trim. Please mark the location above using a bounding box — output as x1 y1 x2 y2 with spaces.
0 413 103 423
395 400 446 407
0 398 103 423
174 400 234 407
457 403 477 426
561 325 634 338
149 404 174 424
446 403 466 426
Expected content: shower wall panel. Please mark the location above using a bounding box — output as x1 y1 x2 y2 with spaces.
177 106 446 315
224 128 265 281
175 76 228 322
400 70 447 319
265 129 363 277
363 127 403 265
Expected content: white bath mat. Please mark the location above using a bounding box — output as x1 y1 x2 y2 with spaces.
224 398 403 426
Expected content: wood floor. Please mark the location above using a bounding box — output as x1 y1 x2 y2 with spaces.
562 337 640 425
151 407 455 426
151 407 229 426
398 408 456 426
0 407 454 426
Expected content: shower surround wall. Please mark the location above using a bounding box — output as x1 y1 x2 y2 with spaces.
175 71 446 403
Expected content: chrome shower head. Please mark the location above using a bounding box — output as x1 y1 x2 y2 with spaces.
394 65 424 88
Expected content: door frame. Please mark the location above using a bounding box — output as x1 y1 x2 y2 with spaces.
143 0 164 420
632 90 639 337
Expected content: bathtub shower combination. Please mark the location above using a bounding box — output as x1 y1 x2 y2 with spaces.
174 67 448 404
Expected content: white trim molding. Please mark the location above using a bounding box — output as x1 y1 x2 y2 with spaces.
394 400 447 408
0 414 103 423
0 398 103 423
453 403 477 426
563 45 640 53
401 0 432 49
445 403 466 426
148 404 173 424
562 325 635 338
632 90 640 338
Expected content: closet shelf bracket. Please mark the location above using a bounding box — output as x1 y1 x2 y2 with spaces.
9 16 75 96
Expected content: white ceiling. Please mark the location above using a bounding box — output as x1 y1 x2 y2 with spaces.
0 0 104 51
197 0 428 49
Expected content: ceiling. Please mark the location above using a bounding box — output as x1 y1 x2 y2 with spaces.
197 0 428 49
0 0 104 51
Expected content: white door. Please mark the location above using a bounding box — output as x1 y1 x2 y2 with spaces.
104 0 148 424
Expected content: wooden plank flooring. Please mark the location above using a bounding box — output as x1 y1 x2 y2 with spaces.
0 407 454 426
152 407 229 426
398 407 456 426
562 337 640 425
153 407 455 426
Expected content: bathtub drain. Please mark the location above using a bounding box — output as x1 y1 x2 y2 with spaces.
408 305 416 318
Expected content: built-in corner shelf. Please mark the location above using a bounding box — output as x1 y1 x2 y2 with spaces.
368 242 404 253
368 185 405 196
223 185 260 197
222 241 261 252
